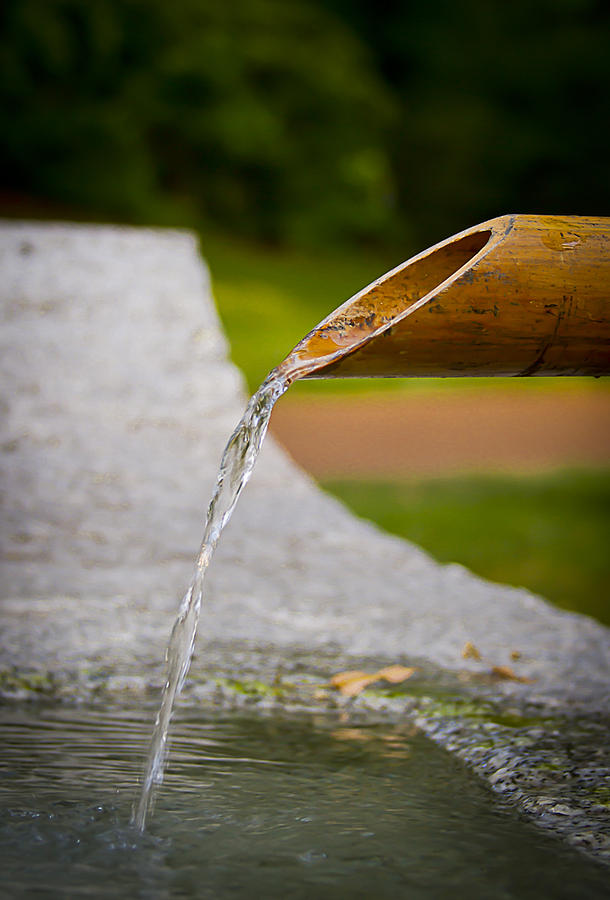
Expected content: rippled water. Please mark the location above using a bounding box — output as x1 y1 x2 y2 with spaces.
1 704 607 899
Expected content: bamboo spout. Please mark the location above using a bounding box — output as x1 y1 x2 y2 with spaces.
277 215 610 381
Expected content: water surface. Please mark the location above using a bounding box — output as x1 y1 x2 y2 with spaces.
0 704 607 899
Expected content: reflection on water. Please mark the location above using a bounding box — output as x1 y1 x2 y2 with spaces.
0 705 607 899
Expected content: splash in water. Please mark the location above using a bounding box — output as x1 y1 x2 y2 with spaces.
132 372 290 830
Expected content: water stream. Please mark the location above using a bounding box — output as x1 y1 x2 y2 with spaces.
133 252 404 827
133 371 291 829
132 308 350 830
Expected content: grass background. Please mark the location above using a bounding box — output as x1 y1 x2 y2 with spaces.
324 472 610 626
201 229 610 626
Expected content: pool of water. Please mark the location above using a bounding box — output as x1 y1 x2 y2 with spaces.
0 703 607 899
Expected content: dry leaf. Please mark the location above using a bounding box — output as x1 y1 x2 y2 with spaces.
329 672 378 697
328 670 377 697
329 670 371 690
491 665 535 684
510 650 522 661
329 665 416 697
462 641 482 661
375 665 417 684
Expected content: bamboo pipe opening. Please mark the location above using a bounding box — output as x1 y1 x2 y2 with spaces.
280 227 493 380
278 214 610 381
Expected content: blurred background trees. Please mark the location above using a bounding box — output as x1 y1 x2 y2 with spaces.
1 0 608 252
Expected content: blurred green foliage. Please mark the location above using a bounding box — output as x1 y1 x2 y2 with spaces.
0 0 396 245
1 0 609 249
324 0 610 246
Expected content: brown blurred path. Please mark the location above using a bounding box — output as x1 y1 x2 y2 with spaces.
270 387 610 478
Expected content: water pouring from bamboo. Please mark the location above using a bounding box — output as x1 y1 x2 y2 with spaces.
136 213 609 829
277 214 610 382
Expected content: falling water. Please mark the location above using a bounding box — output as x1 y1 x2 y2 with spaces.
132 307 357 831
133 371 291 830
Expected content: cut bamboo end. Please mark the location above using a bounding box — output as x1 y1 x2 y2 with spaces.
279 214 610 380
